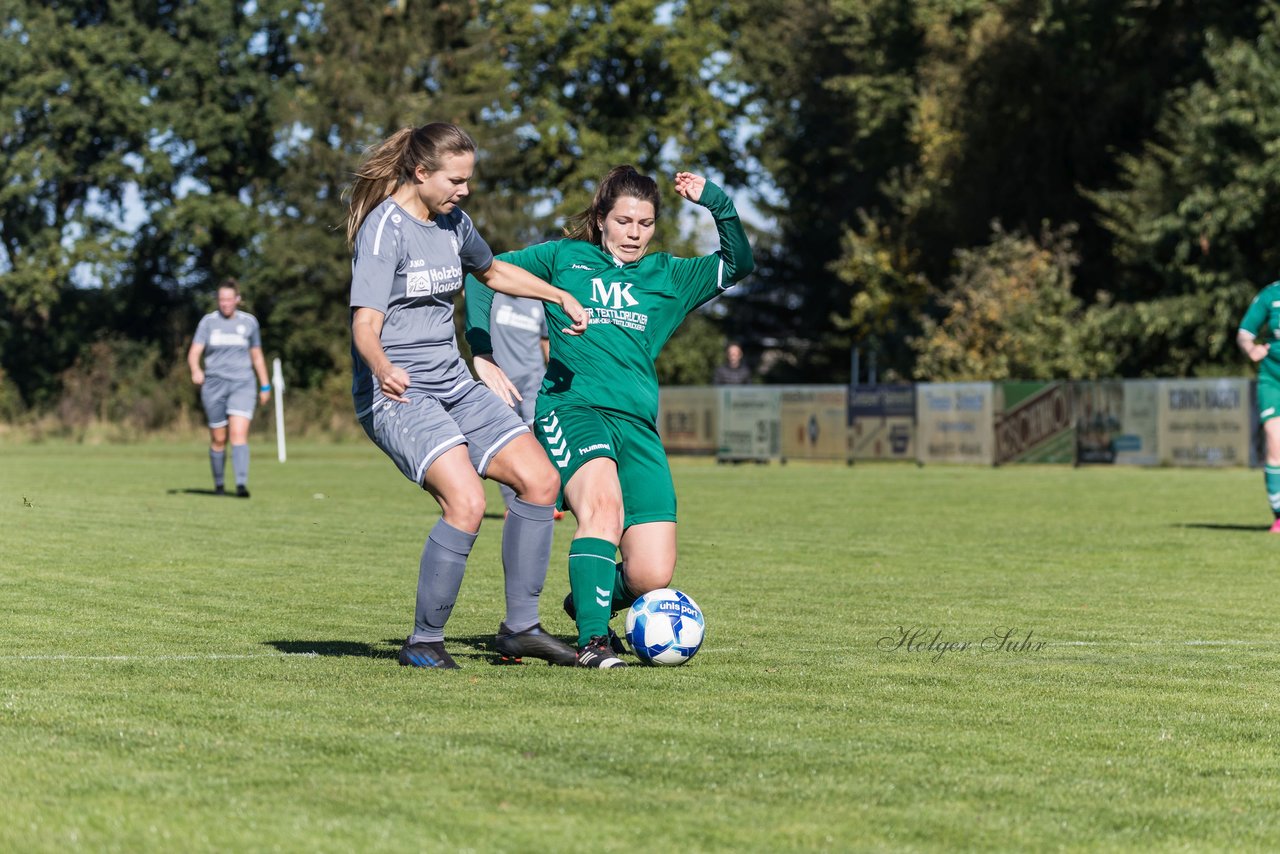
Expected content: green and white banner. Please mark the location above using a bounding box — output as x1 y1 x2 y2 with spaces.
995 382 1075 464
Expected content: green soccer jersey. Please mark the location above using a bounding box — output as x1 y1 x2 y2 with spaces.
1239 281 1280 385
465 180 754 426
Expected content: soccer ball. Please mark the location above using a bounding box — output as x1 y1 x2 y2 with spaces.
624 588 705 666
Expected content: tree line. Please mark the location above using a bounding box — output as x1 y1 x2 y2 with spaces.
3 0 1279 433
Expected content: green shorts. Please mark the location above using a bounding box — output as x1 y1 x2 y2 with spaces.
1261 381 1280 424
533 404 676 527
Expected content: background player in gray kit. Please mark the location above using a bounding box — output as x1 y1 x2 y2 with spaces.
345 122 589 670
186 278 271 498
478 293 563 520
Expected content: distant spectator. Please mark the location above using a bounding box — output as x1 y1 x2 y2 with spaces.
713 343 752 385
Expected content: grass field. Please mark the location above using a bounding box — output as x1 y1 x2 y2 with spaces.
4 441 1280 852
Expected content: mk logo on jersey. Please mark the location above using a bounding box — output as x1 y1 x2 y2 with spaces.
590 277 639 309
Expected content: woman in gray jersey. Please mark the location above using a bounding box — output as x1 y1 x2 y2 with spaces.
480 293 564 519
346 122 588 670
186 278 270 498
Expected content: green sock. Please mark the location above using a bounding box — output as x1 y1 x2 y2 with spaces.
1266 466 1280 515
568 537 618 647
611 562 640 612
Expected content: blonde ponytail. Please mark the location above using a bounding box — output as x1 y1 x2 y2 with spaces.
344 123 477 247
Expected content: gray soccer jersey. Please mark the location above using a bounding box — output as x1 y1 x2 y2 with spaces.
489 293 548 388
350 197 494 418
192 310 261 381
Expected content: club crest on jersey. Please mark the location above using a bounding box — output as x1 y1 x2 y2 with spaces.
590 277 639 309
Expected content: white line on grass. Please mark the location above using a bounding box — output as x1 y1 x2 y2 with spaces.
0 660 320 665
1055 640 1280 647
0 648 743 662
3 642 1280 662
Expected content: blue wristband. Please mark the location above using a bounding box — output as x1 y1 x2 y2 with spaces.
260 384 271 392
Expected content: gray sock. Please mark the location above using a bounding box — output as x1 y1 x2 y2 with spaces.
231 443 249 487
498 481 517 509
409 518 478 643
501 497 555 633
209 449 226 488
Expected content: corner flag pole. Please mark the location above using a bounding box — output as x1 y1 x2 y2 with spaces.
272 357 286 463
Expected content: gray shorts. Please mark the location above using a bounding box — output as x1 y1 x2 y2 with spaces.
360 382 528 486
201 376 257 428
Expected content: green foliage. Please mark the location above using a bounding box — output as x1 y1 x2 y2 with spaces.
10 0 1280 423
0 0 299 408
1075 288 1256 378
727 0 925 378
830 212 930 379
891 0 1258 282
483 0 744 226
0 2 155 401
1089 3 1280 375
0 366 25 423
253 1 745 394
730 0 1266 380
53 338 192 439
656 312 726 384
911 223 1117 380
1 1 747 422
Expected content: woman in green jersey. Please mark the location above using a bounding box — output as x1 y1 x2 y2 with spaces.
1238 282 1280 532
466 166 754 667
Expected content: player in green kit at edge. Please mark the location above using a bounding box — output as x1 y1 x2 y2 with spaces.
1238 281 1280 532
466 166 754 667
